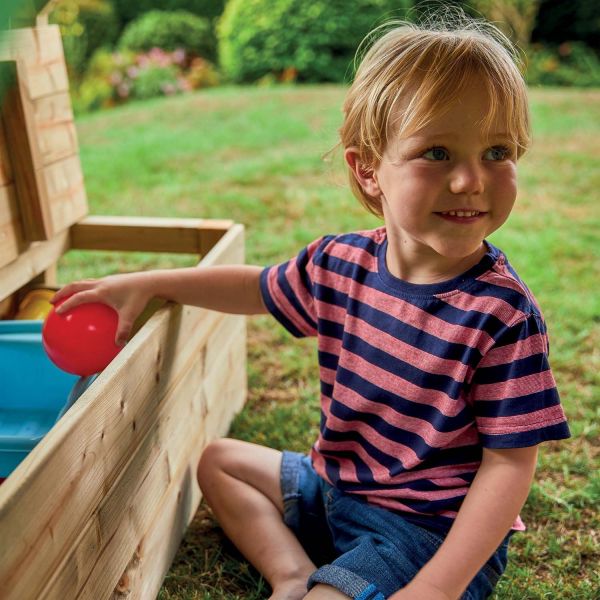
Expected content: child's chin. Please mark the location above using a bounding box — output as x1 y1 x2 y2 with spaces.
433 241 486 260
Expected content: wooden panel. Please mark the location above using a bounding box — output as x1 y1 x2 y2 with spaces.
34 92 77 164
44 154 87 229
0 26 68 99
0 225 246 599
71 216 234 256
1 26 86 241
0 228 68 301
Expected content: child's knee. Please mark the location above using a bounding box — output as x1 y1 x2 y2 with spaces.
197 437 238 488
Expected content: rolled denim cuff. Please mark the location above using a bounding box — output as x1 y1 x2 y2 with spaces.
308 564 386 600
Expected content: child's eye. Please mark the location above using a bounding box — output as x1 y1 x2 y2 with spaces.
422 146 450 161
484 145 511 161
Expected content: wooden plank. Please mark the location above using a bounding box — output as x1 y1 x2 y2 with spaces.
0 229 68 301
1 74 53 240
40 317 214 599
35 93 78 165
121 333 247 600
44 154 88 232
71 216 234 256
0 225 245 599
0 183 23 268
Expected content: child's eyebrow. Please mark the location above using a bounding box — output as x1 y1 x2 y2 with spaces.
404 131 513 142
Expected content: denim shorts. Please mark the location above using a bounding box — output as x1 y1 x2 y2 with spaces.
280 451 511 600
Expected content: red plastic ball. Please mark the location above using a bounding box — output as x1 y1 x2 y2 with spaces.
42 300 122 376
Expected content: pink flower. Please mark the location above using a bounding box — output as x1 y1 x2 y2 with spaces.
172 49 186 65
126 66 140 79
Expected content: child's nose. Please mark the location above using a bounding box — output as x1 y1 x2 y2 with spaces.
448 162 485 195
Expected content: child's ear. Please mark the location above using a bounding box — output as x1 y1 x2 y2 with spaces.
344 147 381 197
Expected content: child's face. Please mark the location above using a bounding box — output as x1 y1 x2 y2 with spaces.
349 82 517 265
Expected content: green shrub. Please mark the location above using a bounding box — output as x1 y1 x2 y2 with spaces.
112 0 225 24
526 42 600 87
218 0 409 83
118 10 215 60
50 0 119 78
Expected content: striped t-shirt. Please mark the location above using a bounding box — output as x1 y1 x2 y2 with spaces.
260 227 570 532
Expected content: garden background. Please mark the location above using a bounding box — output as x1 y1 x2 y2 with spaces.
1 1 599 598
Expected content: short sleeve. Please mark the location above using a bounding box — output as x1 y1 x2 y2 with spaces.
260 236 332 338
470 314 570 448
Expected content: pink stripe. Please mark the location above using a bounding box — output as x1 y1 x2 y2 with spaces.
473 369 557 400
439 289 527 324
478 334 547 368
357 483 471 502
477 267 528 296
477 405 567 434
338 350 463 417
357 494 422 515
326 239 378 271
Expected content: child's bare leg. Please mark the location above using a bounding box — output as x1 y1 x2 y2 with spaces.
197 438 317 600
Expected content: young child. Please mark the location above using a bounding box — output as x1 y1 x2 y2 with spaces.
52 14 570 600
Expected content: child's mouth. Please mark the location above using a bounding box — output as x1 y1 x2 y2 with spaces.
435 210 487 223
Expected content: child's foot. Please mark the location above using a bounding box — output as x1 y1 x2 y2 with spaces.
269 577 309 600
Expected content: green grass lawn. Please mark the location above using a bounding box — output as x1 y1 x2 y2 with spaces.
64 85 599 599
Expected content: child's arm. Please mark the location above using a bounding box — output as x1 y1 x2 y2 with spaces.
389 445 539 600
52 265 267 345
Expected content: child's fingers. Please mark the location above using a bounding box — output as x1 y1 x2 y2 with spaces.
54 290 99 314
115 317 134 347
51 280 97 304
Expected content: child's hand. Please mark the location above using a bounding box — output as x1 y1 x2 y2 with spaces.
51 272 154 346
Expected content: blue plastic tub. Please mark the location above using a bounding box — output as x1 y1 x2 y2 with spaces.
0 320 82 478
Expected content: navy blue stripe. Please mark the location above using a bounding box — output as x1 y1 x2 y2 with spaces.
493 316 542 346
473 353 552 385
334 232 380 257
466 278 533 312
475 388 561 418
260 268 306 338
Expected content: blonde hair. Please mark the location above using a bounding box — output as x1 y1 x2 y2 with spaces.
340 12 531 217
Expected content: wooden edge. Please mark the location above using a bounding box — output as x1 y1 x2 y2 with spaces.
70 215 235 256
0 229 68 301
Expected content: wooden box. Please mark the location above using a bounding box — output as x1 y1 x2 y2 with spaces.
0 17 246 600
